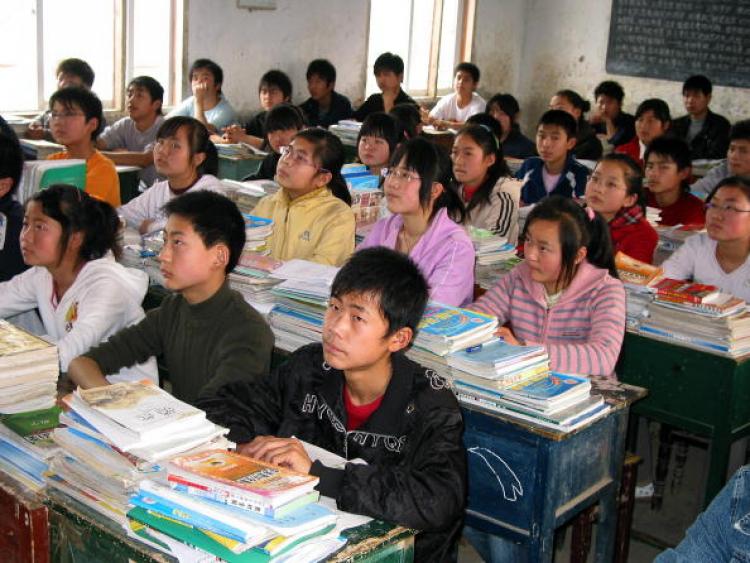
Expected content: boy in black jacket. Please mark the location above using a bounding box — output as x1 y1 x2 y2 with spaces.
199 247 467 562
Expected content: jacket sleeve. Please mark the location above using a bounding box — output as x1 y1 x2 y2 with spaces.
426 236 476 307
690 163 726 199
661 236 699 281
313 404 467 532
469 269 514 325
311 208 355 266
0 268 40 318
118 188 154 230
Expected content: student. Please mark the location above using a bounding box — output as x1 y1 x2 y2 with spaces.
671 75 731 160
67 190 275 404
118 116 221 234
451 119 522 244
97 76 165 187
353 52 417 121
590 80 636 148
26 58 95 141
692 119 750 199
223 70 292 149
644 136 705 226
549 89 603 160
47 87 121 207
298 59 353 128
662 177 750 302
167 58 238 133
486 93 536 159
0 185 156 382
0 134 27 281
424 62 486 129
357 112 400 178
251 128 355 266
197 247 467 561
359 137 474 307
243 103 306 181
515 109 590 205
389 103 422 140
615 98 672 168
585 153 658 263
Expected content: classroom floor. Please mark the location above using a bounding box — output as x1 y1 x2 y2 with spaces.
457 438 710 562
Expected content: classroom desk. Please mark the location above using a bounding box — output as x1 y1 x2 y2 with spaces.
617 331 750 508
45 487 414 562
218 154 263 181
463 381 645 563
0 473 49 562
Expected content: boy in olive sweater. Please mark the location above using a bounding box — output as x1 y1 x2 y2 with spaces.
67 191 274 405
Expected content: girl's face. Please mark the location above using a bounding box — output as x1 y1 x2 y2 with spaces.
451 133 495 187
705 186 750 243
585 160 637 221
358 135 390 170
153 126 204 178
275 137 326 196
549 95 582 121
384 157 429 216
20 201 65 267
523 219 565 292
635 110 668 146
488 104 512 137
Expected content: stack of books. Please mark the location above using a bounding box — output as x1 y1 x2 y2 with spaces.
614 252 662 327
242 214 273 254
656 224 704 254
128 450 342 562
475 257 522 291
229 253 284 306
216 143 266 160
0 406 61 490
343 164 383 234
47 380 231 526
221 179 278 214
0 320 59 414
412 303 498 356
468 227 517 265
18 159 86 203
329 120 361 146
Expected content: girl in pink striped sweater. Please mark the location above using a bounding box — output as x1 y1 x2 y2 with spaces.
471 195 626 377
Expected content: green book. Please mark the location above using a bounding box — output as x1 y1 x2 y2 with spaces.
0 406 62 459
39 162 86 191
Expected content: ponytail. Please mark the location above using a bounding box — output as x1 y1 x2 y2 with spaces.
294 128 352 206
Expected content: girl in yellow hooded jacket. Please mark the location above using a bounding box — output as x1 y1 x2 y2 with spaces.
252 128 355 266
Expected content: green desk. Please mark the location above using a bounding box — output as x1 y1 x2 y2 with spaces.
218 155 263 181
617 331 750 507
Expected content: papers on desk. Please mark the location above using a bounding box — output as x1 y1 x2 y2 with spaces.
271 259 339 286
19 139 65 160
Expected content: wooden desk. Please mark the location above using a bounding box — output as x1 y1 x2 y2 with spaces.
218 154 263 181
617 331 750 508
463 381 645 563
0 473 49 562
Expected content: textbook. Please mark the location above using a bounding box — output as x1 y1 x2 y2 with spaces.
447 338 547 376
17 159 86 203
0 406 62 473
654 293 746 317
615 251 663 290
500 371 592 410
414 303 498 356
652 278 721 305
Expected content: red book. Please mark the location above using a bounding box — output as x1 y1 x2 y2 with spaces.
653 278 720 305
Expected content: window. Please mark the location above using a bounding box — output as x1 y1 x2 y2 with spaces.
0 0 183 114
365 0 475 98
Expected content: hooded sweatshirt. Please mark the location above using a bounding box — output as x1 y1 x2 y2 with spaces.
0 255 157 382
471 261 626 377
118 174 223 233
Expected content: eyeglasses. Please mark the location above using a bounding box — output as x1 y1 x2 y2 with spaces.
705 202 750 215
279 145 328 172
49 111 84 121
587 174 626 192
153 139 183 153
381 167 421 183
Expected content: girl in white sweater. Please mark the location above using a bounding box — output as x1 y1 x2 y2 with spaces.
0 185 157 382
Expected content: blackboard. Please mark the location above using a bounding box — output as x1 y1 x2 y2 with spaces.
606 0 750 89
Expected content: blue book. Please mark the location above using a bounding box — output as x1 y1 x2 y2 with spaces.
270 305 324 328
449 338 545 368
347 175 381 189
502 372 590 406
242 214 273 229
0 441 47 479
418 303 497 339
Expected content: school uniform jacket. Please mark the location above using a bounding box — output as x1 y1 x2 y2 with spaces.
463 177 522 245
252 187 355 266
515 155 590 204
197 343 467 562
672 110 731 160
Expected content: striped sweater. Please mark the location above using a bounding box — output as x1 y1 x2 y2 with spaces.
470 261 626 377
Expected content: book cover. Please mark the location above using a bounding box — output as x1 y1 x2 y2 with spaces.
615 251 663 286
448 338 546 368
0 319 56 358
417 304 498 340
503 371 591 403
653 278 720 304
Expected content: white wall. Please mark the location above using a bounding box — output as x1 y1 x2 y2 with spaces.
184 0 369 118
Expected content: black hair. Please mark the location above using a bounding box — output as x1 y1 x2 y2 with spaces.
294 128 352 206
306 59 336 84
128 76 165 115
264 103 306 135
635 98 672 123
56 58 95 88
486 93 521 120
523 195 617 288
190 58 224 91
706 176 750 205
389 103 421 140
373 52 404 76
156 116 218 177
538 109 578 139
331 247 428 344
388 137 466 223
29 184 121 262
454 122 511 213
644 136 692 192
357 112 401 157
49 87 105 140
466 112 504 139
730 119 750 142
259 70 292 100
597 153 646 210
683 74 712 96
0 133 24 200
163 190 245 273
554 89 591 117
594 80 625 104
455 62 480 83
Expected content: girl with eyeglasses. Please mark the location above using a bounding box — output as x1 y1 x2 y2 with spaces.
118 116 221 235
252 128 355 266
584 153 658 263
358 137 475 307
663 176 750 301
0 184 157 384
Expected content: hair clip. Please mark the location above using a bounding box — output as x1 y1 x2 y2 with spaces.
585 206 595 221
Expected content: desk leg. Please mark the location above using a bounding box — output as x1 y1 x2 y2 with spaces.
705 430 731 508
594 410 628 562
652 424 672 510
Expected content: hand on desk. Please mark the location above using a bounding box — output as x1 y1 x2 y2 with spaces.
26 123 46 140
237 436 312 474
496 326 521 346
222 124 247 144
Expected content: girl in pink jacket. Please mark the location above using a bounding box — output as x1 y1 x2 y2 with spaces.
471 195 626 377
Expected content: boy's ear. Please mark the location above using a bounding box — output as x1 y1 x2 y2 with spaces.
0 177 13 198
387 327 413 353
211 243 229 269
565 136 577 151
678 165 692 183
